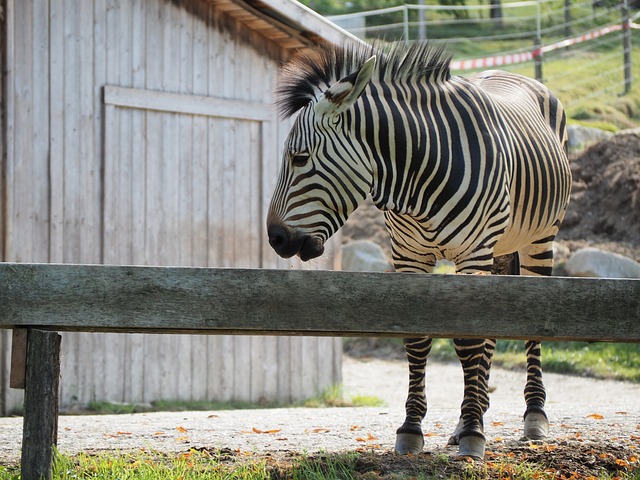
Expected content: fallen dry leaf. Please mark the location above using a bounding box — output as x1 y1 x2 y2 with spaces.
176 426 188 433
586 413 604 420
310 428 331 434
252 427 281 434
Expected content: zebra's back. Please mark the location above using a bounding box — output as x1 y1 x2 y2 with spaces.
469 70 572 258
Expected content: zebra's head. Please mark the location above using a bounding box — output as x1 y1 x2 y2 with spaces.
266 53 377 261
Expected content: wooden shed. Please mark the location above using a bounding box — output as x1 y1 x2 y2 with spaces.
0 0 358 415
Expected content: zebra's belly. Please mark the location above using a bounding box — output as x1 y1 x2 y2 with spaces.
492 220 556 257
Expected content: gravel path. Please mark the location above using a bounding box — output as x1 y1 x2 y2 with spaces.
2 357 639 464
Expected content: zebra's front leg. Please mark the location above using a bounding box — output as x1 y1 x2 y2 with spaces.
395 337 432 454
448 338 495 446
449 338 488 459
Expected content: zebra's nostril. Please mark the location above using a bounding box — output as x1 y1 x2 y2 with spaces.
267 224 288 250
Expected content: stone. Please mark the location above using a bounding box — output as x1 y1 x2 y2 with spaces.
565 247 640 278
567 124 613 150
341 240 394 272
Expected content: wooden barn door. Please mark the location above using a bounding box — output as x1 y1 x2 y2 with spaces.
70 86 341 407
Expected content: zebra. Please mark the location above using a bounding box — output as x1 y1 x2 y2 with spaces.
266 42 572 459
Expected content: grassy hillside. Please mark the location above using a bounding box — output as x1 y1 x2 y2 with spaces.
451 31 640 130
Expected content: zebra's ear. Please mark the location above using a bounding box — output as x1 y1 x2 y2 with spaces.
315 55 376 117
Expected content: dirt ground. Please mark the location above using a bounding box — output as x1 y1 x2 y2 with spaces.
342 132 640 267
2 357 640 478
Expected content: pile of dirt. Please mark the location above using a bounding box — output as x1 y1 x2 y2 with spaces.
342 132 640 266
557 132 640 263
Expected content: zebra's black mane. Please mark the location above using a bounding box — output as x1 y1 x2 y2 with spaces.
276 42 453 119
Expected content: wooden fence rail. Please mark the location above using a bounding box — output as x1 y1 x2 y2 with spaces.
1 263 640 479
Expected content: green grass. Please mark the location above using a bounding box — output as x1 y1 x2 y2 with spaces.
440 339 640 383
496 340 640 382
85 398 278 415
346 337 640 383
79 384 384 416
301 384 385 408
0 449 273 479
448 29 640 131
2 448 640 479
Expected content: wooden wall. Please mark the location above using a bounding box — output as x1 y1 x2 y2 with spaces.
0 0 7 416
0 0 342 414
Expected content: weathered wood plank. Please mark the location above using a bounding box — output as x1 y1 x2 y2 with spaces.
103 85 273 122
21 329 61 480
1 264 639 342
9 328 27 389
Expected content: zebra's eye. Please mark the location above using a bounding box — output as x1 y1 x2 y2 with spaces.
291 153 310 167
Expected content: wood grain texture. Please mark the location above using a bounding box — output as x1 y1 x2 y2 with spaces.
9 328 27 389
21 329 61 480
1 263 639 342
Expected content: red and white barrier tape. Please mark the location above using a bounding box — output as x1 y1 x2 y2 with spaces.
451 51 534 70
450 22 638 71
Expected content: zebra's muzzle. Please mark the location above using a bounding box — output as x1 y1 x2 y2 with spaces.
267 224 325 261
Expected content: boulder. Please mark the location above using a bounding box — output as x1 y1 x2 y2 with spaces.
567 125 613 150
341 240 394 272
564 247 640 278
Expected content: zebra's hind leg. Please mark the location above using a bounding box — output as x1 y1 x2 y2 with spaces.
520 241 555 440
395 337 432 454
523 340 548 439
448 338 489 459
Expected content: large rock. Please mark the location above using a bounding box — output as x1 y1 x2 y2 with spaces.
567 125 613 150
565 247 640 278
341 240 394 272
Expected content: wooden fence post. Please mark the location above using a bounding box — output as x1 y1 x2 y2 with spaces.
20 329 62 480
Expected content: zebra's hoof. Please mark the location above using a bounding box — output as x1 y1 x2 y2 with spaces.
457 435 485 460
447 417 464 445
523 411 549 440
395 433 424 455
